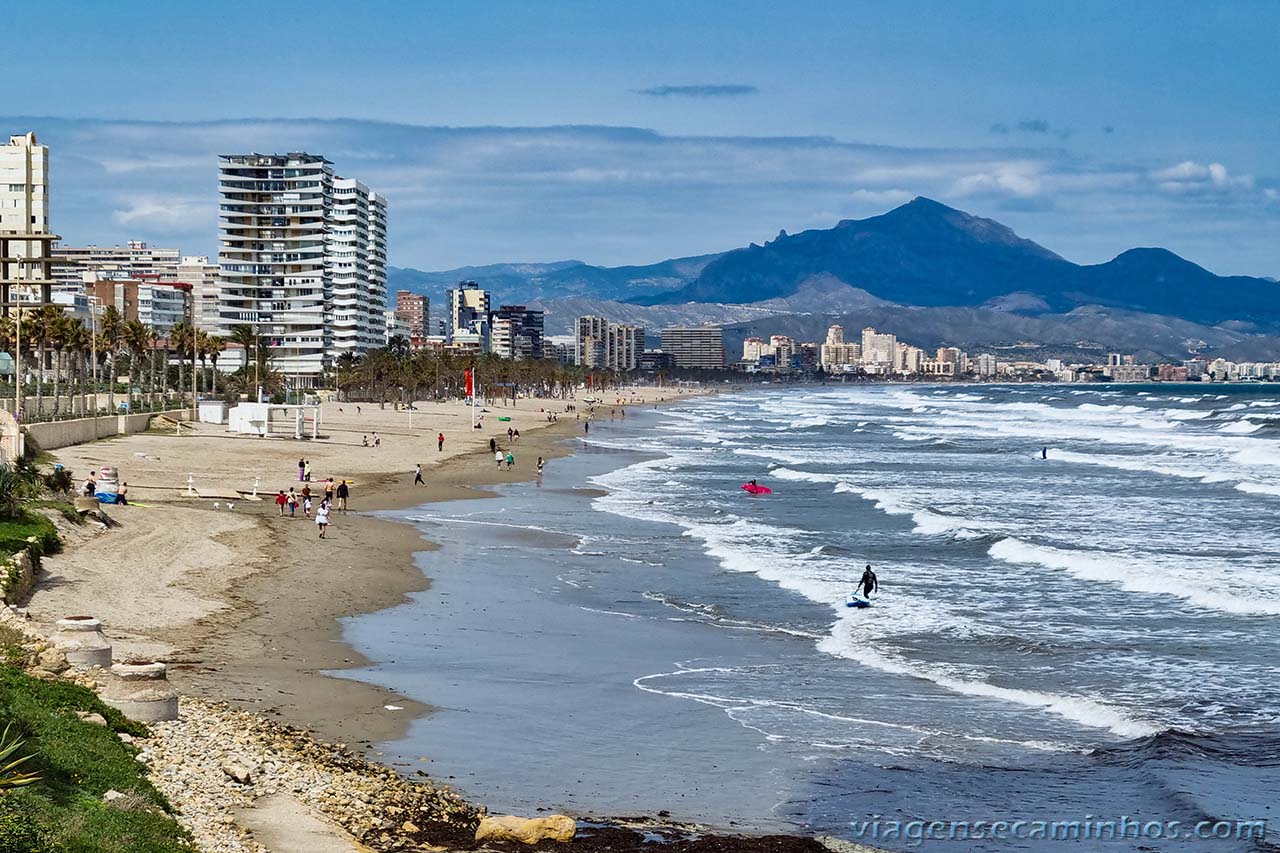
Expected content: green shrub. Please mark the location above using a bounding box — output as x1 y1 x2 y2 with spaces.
0 791 48 853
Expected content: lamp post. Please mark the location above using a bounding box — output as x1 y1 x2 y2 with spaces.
87 295 100 432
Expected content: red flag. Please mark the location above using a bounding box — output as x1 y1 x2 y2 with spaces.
465 369 474 397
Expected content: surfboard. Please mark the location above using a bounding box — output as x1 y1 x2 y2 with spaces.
845 594 871 608
742 483 773 495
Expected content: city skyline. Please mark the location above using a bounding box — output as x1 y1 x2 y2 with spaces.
3 2 1277 275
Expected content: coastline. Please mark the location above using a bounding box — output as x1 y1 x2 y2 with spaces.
20 389 880 851
171 416 587 750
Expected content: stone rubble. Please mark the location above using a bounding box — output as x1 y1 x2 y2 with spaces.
140 697 484 853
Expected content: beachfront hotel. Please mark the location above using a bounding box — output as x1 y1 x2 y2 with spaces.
216 152 387 386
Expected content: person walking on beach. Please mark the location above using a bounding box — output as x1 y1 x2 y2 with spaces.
414 463 425 486
495 449 504 470
438 432 445 452
324 478 335 503
297 458 305 481
536 457 544 476
505 451 515 470
336 480 349 511
507 426 514 442
489 436 497 454
286 487 298 517
275 489 287 516
858 565 879 599
373 432 381 448
513 428 520 442
584 421 590 435
316 501 330 539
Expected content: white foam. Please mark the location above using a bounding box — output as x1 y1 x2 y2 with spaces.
989 537 1280 616
1235 481 1280 497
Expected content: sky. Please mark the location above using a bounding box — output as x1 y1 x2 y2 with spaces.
3 0 1277 276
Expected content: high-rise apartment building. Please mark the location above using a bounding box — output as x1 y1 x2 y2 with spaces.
490 305 545 360
0 132 56 309
394 290 429 346
177 256 219 332
0 132 48 236
659 326 724 370
819 324 861 370
447 281 490 344
52 241 181 293
860 327 897 366
576 316 644 371
216 153 387 384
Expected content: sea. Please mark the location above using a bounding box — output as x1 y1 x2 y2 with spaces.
339 384 1280 851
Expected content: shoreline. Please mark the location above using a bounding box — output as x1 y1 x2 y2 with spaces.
171 415 588 750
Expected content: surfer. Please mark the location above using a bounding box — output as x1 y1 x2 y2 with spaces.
748 479 758 488
858 565 879 599
1041 446 1048 460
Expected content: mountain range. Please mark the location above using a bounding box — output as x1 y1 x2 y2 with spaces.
389 197 1280 360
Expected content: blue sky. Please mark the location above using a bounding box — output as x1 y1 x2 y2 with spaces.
3 0 1277 274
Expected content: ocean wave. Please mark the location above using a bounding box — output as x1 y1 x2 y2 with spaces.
817 631 1159 739
988 537 1280 616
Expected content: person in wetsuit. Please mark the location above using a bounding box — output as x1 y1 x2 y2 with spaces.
859 564 879 599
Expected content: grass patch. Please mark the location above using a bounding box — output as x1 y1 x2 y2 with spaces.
27 501 85 526
0 666 190 852
0 513 60 559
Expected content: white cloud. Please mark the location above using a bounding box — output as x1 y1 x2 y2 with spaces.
1151 160 1254 194
3 116 1276 273
950 163 1043 198
110 195 212 232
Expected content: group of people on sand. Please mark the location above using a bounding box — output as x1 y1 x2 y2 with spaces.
275 473 348 539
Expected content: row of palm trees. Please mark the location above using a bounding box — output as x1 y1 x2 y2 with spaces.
332 345 622 404
0 305 227 419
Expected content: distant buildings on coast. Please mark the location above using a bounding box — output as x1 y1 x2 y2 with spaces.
9 126 1279 388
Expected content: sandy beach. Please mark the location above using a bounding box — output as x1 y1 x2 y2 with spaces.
34 388 697 748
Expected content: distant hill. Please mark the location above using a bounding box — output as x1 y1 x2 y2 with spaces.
387 251 723 309
391 197 1280 358
642 198 1280 329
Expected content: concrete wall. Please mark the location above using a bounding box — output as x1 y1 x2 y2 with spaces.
24 408 193 451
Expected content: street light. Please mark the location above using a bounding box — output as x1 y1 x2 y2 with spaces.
86 294 100 430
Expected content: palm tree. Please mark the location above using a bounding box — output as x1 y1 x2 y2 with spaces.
170 321 192 404
100 305 123 413
46 311 73 416
206 335 225 395
122 320 151 409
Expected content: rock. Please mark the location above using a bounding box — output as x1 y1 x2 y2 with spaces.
104 789 127 803
76 711 108 726
475 814 576 844
221 762 257 785
401 820 419 833
37 648 68 673
117 732 135 744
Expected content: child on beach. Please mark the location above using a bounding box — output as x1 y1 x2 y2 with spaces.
505 451 515 470
495 449 504 470
438 432 445 451
275 490 287 516
373 432 381 448
316 502 330 539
